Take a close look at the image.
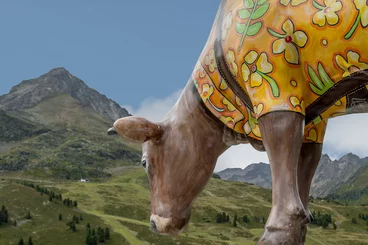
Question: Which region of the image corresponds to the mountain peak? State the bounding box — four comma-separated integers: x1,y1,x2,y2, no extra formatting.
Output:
47,67,70,75
0,68,129,121
338,152,360,162
40,67,84,86
321,154,332,161
41,67,75,80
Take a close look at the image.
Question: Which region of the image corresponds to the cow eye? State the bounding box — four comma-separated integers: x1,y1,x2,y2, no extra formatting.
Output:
141,160,147,168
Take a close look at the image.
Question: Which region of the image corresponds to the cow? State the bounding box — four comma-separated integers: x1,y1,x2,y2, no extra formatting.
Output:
108,0,368,244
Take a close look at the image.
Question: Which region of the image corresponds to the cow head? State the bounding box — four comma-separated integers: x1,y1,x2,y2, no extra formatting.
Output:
108,115,225,235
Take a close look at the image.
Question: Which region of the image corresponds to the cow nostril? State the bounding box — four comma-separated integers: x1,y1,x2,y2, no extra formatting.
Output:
150,220,158,232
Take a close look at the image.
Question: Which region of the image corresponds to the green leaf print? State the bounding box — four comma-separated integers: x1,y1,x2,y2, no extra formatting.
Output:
252,3,269,19
238,9,251,19
193,79,199,89
257,0,268,5
308,63,335,96
236,0,270,51
244,0,254,8
257,71,280,98
236,23,247,33
317,63,334,87
247,22,262,36
344,13,361,40
313,116,322,125
267,28,285,38
308,66,324,90
312,0,324,10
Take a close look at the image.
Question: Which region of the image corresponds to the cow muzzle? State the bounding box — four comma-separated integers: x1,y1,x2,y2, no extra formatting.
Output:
150,214,189,236
107,127,118,135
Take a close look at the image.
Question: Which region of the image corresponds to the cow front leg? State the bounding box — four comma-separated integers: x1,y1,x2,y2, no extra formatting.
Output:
257,112,307,245
298,143,323,243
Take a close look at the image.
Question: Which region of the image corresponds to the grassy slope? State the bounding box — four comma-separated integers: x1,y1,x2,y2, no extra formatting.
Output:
2,168,365,245
0,95,141,179
0,110,49,143
0,180,129,245
328,163,368,205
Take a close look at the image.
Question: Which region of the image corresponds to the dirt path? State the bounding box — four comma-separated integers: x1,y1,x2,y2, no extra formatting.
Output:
310,203,348,222
81,210,149,245
307,235,327,245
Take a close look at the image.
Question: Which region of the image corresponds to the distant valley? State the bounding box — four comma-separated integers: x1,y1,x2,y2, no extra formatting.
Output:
217,153,368,205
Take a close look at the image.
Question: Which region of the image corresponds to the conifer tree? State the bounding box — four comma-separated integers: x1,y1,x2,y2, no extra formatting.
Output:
18,238,24,245
71,222,77,232
91,234,98,245
3,209,8,223
352,217,357,224
0,205,9,224
242,215,249,223
105,227,110,240
86,228,92,245
27,236,33,245
233,215,237,227
25,211,32,219
216,213,222,223
321,219,329,228
98,227,105,242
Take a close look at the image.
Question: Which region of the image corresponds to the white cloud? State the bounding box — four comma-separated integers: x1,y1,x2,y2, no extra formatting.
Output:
124,91,368,172
323,114,368,159
121,90,183,123
216,145,269,172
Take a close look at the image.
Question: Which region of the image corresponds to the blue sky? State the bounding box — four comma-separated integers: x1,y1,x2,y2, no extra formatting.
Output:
1,1,367,170
0,0,220,105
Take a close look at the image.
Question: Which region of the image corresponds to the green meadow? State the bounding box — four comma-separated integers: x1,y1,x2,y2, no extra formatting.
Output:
1,168,368,245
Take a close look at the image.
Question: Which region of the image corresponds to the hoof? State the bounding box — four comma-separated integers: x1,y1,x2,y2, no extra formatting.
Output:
257,212,308,245
257,228,305,245
299,210,313,243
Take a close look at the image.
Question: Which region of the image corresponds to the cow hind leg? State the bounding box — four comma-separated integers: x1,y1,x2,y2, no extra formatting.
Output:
297,143,323,243
257,112,307,245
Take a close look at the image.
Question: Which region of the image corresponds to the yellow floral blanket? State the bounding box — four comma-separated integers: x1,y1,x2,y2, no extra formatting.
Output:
192,0,368,143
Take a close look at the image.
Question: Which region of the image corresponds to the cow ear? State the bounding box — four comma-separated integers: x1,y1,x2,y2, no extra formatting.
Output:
109,116,163,143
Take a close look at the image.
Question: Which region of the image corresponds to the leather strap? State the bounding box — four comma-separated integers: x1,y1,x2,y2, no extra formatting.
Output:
305,70,368,124
214,0,254,113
